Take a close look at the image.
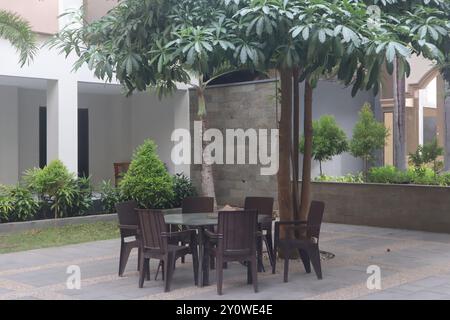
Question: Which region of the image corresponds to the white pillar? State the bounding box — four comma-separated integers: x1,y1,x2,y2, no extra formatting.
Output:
46,79,78,173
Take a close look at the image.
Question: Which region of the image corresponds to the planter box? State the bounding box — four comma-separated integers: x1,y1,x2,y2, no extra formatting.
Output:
306,181,450,233
0,207,182,234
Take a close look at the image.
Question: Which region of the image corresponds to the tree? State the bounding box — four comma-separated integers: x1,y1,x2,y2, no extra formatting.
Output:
50,0,416,225
371,0,449,170
50,0,244,207
300,115,348,176
350,103,389,178
0,10,36,66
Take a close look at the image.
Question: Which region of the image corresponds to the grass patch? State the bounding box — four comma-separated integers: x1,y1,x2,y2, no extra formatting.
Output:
0,221,120,254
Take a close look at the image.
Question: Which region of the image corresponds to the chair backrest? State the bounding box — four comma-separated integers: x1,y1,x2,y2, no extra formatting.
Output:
217,210,258,255
136,209,168,253
307,201,325,239
244,197,274,218
116,200,139,226
182,196,214,214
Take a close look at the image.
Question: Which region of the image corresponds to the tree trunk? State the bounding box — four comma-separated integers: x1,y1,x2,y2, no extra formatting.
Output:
277,68,294,226
393,57,407,171
292,67,300,220
444,80,450,171
197,86,217,208
299,80,313,220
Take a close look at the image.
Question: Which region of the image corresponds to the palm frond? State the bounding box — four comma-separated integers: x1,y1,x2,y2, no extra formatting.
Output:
0,10,37,66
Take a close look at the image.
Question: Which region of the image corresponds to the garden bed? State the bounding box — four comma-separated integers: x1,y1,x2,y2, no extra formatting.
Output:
0,207,182,234
305,181,450,233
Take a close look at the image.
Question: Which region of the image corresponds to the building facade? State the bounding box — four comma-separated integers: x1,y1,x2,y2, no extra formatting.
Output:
0,0,190,185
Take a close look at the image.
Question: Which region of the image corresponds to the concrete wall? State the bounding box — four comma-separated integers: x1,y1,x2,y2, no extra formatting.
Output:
0,0,59,34
189,79,376,206
309,181,450,233
189,80,278,207
84,0,119,23
0,86,19,185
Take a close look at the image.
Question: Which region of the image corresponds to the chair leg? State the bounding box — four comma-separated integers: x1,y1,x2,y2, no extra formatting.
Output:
191,245,199,286
298,249,311,273
216,256,223,295
137,244,142,271
272,245,277,274
119,240,133,277
247,260,252,284
118,239,125,277
144,258,150,281
251,255,258,293
138,257,146,288
164,254,175,292
265,230,275,271
308,246,322,280
283,252,290,283
257,235,264,272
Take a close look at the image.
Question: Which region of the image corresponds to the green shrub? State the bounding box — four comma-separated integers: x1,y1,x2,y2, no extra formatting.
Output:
120,140,174,209
68,176,93,216
172,173,197,208
0,185,39,222
314,173,364,183
300,115,348,175
409,138,444,174
438,172,450,186
411,167,439,185
23,160,92,218
99,180,121,213
368,166,398,183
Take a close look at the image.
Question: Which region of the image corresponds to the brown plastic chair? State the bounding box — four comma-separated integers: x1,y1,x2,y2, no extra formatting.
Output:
136,209,199,292
116,200,140,277
182,196,214,213
244,197,275,272
273,201,325,282
204,210,259,295
180,196,214,265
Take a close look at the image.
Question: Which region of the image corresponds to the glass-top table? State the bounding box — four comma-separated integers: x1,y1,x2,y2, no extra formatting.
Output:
163,212,270,287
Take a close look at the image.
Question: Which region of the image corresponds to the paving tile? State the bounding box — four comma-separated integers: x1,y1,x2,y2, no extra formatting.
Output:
2,223,450,300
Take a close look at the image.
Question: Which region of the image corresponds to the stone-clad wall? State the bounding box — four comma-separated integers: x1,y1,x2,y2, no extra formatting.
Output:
189,80,278,207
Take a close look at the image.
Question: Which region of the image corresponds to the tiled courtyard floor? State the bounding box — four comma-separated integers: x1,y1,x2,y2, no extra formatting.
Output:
2,223,450,300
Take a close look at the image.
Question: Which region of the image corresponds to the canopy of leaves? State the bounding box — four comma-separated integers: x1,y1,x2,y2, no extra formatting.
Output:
0,10,37,66
300,115,348,163
350,103,389,162
50,0,449,97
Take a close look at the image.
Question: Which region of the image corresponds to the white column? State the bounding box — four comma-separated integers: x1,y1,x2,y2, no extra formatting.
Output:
46,78,78,173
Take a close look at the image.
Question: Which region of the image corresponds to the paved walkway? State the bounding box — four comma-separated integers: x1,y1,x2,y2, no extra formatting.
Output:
1,223,450,300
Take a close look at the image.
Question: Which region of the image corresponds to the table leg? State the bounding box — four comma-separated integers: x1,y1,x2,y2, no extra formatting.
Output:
197,227,209,287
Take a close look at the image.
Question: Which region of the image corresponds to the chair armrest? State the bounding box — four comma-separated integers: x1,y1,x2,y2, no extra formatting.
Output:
118,224,138,230
204,229,222,240
275,220,307,226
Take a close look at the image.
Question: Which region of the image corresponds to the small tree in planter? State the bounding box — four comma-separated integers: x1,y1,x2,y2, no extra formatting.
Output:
350,103,389,180
120,140,174,209
24,160,78,219
300,115,348,176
